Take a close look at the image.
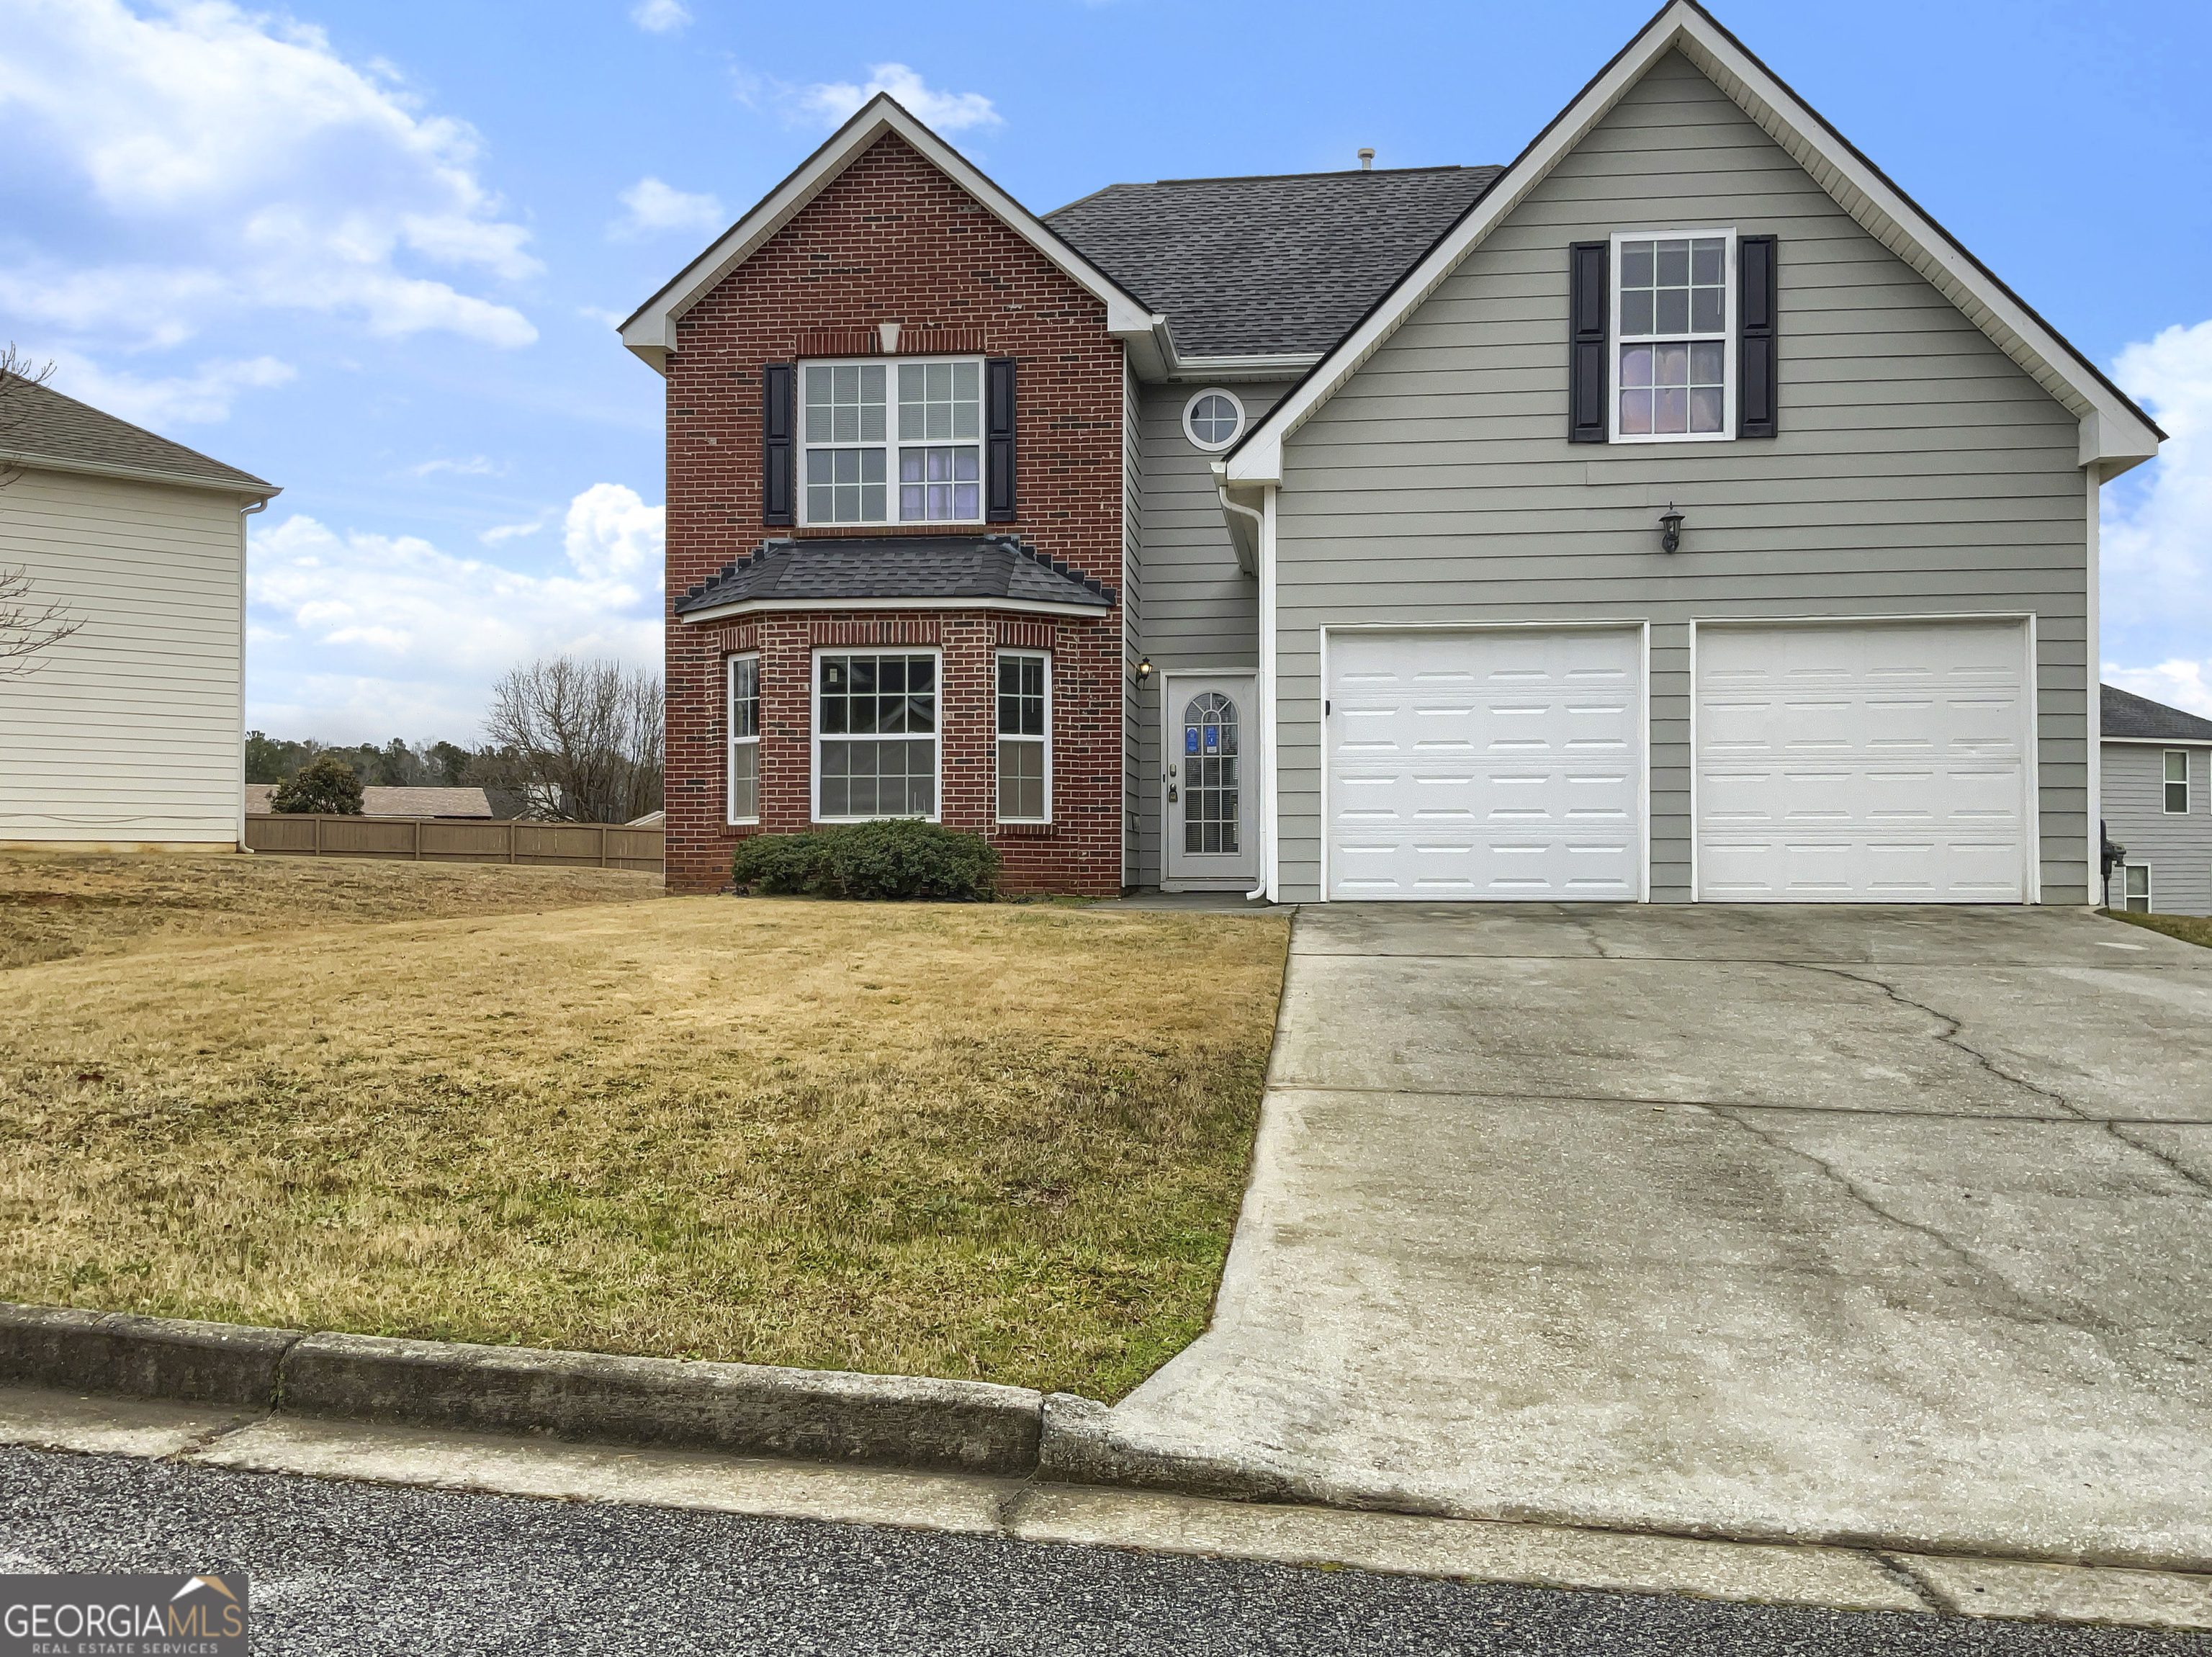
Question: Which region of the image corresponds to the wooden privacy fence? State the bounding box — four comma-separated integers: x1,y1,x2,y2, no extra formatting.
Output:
244,813,663,874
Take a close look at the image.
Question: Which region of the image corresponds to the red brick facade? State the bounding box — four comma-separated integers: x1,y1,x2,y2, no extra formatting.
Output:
660,133,1128,894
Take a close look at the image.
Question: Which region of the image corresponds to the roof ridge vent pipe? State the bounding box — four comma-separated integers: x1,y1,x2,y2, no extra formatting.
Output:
1357,148,1375,170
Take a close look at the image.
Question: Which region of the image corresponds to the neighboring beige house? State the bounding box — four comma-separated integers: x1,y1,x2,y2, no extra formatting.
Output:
243,784,495,819
1,376,276,850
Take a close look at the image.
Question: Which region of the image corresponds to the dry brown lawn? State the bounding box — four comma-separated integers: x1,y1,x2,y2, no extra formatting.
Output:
0,875,1286,1400
0,850,661,971
2100,908,2212,950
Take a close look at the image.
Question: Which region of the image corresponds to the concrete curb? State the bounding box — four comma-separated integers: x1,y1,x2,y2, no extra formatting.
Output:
1038,1392,1295,1503
0,1303,1040,1477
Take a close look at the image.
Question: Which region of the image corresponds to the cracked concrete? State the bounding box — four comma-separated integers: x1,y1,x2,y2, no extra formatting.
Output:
1092,905,2212,1570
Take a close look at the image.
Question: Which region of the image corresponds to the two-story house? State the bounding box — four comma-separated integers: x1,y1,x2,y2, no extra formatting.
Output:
624,0,2162,903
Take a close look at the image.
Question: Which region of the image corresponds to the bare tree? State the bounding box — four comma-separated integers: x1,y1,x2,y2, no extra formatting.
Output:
0,343,57,475
475,657,663,824
0,567,82,680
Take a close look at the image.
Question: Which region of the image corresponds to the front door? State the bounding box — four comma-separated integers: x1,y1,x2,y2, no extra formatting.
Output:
1163,673,1259,889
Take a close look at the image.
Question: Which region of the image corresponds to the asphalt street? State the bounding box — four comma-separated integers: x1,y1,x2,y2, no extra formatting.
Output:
1,1447,2206,1656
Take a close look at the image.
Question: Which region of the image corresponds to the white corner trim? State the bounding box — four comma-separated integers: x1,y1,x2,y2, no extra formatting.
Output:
1225,0,2161,485
621,94,1155,373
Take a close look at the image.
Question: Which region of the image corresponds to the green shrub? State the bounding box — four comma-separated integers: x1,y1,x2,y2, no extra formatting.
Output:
269,754,364,815
732,820,999,902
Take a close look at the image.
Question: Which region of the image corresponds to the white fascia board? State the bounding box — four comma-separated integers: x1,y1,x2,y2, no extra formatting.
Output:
1161,352,1321,385
621,94,1155,375
1226,0,2162,485
0,449,279,501
677,595,1113,625
2102,736,2212,748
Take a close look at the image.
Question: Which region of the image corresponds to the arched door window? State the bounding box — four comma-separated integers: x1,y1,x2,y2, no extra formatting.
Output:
1182,692,1240,855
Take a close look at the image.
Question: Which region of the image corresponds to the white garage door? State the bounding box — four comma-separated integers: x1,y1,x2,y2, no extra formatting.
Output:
1327,628,1643,900
1695,619,2031,902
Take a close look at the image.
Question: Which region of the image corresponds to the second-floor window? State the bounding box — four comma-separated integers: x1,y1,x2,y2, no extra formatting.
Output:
1612,230,1734,442
803,358,982,526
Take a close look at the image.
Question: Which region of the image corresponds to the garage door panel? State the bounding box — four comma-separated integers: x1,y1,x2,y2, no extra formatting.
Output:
1328,629,1644,901
1694,621,2029,903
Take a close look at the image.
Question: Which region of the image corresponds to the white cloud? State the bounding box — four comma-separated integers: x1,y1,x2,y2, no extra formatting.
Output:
630,0,692,33
48,351,295,426
410,455,499,477
2102,318,2212,709
610,176,724,241
0,0,538,350
798,64,1002,133
480,516,550,546
562,483,665,582
2104,660,2212,719
248,492,662,740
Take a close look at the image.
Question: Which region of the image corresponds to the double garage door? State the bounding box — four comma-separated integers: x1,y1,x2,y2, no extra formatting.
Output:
1326,620,2031,902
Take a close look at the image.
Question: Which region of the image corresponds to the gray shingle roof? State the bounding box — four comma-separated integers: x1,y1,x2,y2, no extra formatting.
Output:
0,372,274,493
2103,683,2212,744
676,535,1115,616
1044,165,1502,358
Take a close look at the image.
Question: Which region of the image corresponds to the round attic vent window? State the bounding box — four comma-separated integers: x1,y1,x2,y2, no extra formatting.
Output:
1183,389,1245,451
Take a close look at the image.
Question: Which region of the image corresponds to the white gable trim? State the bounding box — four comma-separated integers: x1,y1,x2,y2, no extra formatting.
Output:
621,94,1161,375
1225,0,2163,485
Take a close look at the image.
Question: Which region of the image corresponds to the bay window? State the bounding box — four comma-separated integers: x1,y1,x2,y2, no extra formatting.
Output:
996,651,1050,822
814,651,938,820
802,358,981,526
727,654,760,824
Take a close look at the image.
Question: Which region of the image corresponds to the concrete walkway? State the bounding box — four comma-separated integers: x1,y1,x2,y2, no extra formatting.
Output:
1098,906,2212,1571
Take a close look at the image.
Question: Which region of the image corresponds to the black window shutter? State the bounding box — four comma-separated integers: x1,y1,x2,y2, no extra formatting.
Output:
762,362,795,526
986,357,1017,522
1738,236,1779,439
1568,241,1609,444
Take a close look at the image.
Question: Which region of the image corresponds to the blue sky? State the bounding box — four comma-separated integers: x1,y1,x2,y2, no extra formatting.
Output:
4,0,2209,739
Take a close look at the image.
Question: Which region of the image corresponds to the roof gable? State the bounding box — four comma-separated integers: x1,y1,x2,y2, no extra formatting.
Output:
621,96,1160,374
2103,684,2212,745
1223,0,2163,486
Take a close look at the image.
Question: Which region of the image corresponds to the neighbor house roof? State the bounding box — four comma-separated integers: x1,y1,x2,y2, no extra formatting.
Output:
2103,685,2212,745
1045,166,1502,359
1222,0,2164,487
674,535,1115,622
0,374,276,497
246,784,494,817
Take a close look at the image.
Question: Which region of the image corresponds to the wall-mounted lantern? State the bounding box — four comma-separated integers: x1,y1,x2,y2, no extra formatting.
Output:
1135,657,1154,683
1658,506,1686,554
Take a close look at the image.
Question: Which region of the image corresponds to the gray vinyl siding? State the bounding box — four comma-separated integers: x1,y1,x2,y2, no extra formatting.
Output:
1126,380,1285,887
2102,742,2212,916
1272,48,2092,903
1122,359,1143,886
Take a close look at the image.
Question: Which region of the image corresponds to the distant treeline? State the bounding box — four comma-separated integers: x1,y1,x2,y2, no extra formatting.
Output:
245,732,473,788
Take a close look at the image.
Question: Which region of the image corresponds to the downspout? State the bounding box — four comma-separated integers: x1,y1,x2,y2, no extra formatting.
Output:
1215,480,1272,902
2085,465,2102,907
237,495,270,853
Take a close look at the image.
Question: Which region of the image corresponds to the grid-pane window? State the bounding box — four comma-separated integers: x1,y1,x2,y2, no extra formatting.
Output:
803,364,888,524
1182,691,1240,855
728,655,760,824
2124,864,2152,913
817,653,938,819
996,652,1049,822
1616,234,1730,439
2167,750,2190,814
896,361,981,521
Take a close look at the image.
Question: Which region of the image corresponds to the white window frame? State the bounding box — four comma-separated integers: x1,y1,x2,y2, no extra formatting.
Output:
798,356,986,529
994,650,1052,825
1607,227,1737,445
1182,387,1246,452
809,646,943,824
2165,750,2190,814
2123,863,2152,913
727,652,760,826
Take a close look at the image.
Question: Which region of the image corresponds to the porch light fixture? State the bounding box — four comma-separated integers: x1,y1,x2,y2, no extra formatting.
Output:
1135,657,1154,683
1658,505,1685,554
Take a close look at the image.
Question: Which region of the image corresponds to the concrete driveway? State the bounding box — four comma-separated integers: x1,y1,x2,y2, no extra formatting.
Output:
1093,906,2212,1571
